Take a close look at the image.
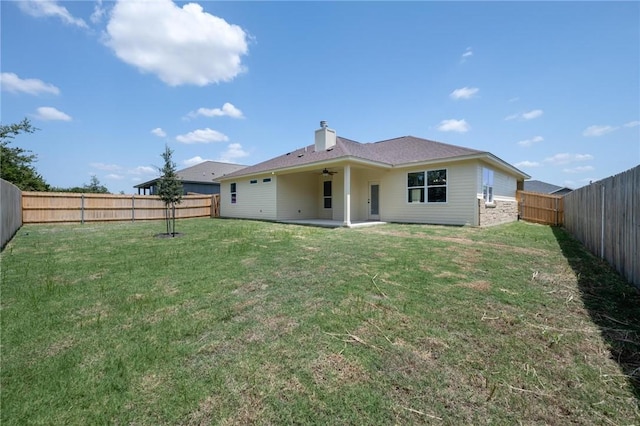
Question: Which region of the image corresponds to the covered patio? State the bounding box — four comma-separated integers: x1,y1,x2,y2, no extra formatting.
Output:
277,219,387,229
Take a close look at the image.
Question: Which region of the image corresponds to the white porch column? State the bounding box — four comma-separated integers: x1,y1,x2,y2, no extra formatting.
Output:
343,164,351,227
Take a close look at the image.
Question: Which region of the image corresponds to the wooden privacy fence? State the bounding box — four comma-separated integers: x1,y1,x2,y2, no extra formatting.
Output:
563,165,639,289
517,191,564,226
22,192,221,224
1,179,22,250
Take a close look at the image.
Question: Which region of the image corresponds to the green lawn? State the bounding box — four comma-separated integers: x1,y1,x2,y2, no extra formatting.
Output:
1,218,638,424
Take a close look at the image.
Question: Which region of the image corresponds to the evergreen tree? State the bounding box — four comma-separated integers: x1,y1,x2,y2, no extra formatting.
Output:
0,118,50,191
156,145,183,236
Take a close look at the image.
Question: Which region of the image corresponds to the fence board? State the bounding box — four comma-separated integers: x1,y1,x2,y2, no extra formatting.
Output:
22,192,218,224
517,191,564,226
563,165,639,289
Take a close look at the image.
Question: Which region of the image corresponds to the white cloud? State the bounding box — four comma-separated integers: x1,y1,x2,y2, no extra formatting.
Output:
91,0,107,24
34,106,72,121
176,128,229,144
582,125,617,137
105,0,249,86
437,119,469,133
522,109,543,120
1,73,60,95
106,174,125,180
187,102,244,119
505,109,544,121
515,160,541,168
563,166,595,174
624,120,640,128
18,0,88,28
460,47,473,62
183,156,211,167
450,87,479,100
544,153,594,166
218,143,249,163
129,166,156,176
517,136,544,147
90,163,122,172
151,128,167,137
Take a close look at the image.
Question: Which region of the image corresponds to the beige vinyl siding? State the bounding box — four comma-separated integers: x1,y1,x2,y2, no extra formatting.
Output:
318,178,332,220
476,164,518,201
351,168,381,221
276,173,318,220
493,170,517,200
381,160,478,225
220,176,277,220
331,175,344,221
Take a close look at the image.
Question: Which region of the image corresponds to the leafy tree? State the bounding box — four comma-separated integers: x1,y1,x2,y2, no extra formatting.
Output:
156,145,183,236
52,175,110,194
0,118,50,191
83,175,109,193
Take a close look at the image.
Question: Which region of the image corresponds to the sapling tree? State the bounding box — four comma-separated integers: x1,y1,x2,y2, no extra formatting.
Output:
156,145,183,236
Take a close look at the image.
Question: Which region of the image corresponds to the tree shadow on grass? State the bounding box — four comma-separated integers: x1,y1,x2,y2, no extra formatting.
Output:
552,226,640,402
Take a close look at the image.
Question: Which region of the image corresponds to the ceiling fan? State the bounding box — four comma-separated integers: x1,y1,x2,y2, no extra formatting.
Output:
321,168,338,177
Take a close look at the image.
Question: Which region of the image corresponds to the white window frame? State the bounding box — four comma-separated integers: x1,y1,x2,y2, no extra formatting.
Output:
230,182,237,204
482,168,494,204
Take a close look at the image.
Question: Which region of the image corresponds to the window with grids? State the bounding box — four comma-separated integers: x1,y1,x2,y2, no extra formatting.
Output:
230,182,237,204
482,168,494,203
407,169,447,203
323,181,332,208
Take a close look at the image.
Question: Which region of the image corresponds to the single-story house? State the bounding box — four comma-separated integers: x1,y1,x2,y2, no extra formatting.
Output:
523,180,573,196
218,122,530,227
134,161,246,195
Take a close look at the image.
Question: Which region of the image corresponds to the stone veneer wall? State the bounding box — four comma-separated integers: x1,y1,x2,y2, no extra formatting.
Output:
478,198,518,227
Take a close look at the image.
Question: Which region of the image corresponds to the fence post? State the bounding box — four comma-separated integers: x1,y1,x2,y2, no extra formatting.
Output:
132,194,135,222
81,194,85,224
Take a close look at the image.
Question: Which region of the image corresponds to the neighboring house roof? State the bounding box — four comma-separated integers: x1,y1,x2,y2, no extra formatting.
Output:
221,135,529,180
134,161,247,188
523,180,573,195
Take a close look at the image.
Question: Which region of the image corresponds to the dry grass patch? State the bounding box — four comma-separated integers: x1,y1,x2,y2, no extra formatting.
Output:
45,337,74,357
184,395,223,426
311,352,369,386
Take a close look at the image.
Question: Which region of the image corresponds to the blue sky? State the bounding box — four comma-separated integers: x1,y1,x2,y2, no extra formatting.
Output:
2,0,638,194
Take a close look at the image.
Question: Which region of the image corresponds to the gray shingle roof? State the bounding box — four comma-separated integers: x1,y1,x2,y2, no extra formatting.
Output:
523,180,573,195
222,135,486,179
177,161,246,182
135,161,246,188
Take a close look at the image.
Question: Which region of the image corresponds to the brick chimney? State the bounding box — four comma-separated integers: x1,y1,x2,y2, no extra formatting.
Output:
314,120,336,151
